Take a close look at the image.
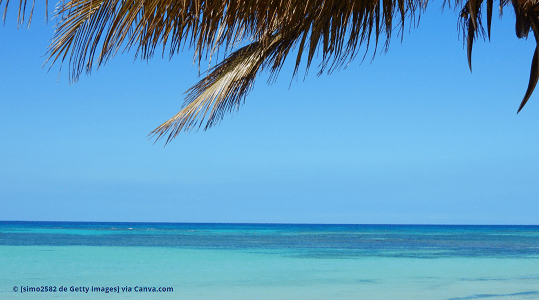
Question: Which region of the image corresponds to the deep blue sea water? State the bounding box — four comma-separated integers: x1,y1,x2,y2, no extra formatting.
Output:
1,222,538,299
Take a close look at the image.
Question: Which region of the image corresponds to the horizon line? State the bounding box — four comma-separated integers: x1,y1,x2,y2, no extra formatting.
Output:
2,220,538,226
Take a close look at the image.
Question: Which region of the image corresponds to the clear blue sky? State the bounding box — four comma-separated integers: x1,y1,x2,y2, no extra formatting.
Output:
1,3,538,224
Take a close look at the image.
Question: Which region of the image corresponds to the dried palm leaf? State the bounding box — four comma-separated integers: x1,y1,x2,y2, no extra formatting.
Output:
149,31,302,143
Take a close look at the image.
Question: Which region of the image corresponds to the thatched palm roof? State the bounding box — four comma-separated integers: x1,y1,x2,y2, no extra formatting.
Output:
2,0,538,143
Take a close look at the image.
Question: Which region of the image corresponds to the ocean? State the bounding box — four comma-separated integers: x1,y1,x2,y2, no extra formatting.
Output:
1,222,538,299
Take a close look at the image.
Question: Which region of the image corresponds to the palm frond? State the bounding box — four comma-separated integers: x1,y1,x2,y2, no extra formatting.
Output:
486,0,492,39
3,0,539,143
512,0,532,38
1,0,37,26
149,31,300,144
37,0,434,143
459,0,486,72
43,0,430,84
518,46,539,113
517,9,539,113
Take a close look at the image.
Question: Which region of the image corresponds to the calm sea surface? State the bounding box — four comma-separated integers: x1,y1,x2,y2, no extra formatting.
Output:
1,222,538,299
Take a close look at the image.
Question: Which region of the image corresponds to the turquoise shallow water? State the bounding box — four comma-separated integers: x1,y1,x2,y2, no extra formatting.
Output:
1,222,538,299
